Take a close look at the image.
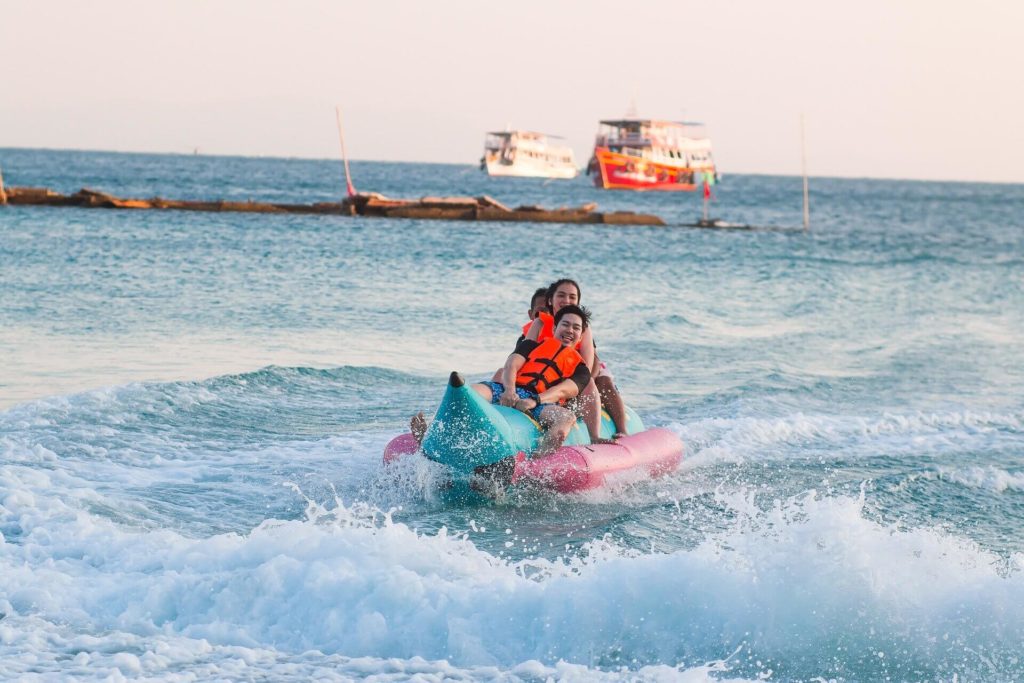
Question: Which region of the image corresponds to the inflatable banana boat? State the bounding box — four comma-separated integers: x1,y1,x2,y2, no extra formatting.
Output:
383,372,683,496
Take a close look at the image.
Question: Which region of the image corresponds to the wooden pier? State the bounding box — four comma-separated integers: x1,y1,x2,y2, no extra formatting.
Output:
1,186,667,226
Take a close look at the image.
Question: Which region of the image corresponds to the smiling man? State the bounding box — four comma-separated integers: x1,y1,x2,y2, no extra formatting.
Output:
472,304,593,456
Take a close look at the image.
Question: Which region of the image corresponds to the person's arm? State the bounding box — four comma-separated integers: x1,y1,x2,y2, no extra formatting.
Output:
536,379,580,405
499,353,526,406
579,327,596,371
518,363,592,410
499,339,537,407
525,317,543,341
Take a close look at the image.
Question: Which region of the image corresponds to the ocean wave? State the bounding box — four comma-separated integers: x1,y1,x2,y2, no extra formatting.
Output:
0,363,435,447
0,612,735,682
674,408,1023,466
0,364,427,416
925,466,1024,493
2,486,1022,680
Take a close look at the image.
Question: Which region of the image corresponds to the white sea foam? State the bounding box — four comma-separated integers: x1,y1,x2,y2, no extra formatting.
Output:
666,308,810,344
3,465,1023,680
0,612,737,682
2,373,1022,679
672,408,1023,467
928,466,1024,493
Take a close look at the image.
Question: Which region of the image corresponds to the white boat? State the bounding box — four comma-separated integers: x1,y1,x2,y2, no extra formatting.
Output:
481,130,578,179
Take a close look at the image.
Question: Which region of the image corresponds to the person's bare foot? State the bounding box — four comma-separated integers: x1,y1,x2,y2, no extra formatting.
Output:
410,411,427,444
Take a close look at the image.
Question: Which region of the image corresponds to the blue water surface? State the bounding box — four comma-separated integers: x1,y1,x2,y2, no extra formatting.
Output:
1,147,1023,681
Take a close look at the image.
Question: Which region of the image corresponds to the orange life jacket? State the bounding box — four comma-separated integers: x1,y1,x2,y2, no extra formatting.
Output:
524,311,555,341
516,337,584,400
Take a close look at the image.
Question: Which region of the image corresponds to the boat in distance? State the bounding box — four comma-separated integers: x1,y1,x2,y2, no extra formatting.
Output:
587,118,717,191
481,130,578,179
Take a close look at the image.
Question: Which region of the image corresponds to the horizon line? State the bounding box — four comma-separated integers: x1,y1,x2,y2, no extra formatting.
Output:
1,144,1020,187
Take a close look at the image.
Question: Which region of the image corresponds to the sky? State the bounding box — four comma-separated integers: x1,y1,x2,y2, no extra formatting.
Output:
1,0,1021,183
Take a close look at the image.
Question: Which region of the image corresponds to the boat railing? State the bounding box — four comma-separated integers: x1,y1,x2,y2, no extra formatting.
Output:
596,134,652,147
597,134,714,153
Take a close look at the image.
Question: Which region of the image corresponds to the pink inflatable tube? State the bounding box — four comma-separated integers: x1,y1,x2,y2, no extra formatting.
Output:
384,428,683,494
511,427,683,492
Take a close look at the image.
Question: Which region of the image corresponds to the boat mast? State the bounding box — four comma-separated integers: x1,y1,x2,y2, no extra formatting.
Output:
801,114,810,231
335,106,357,197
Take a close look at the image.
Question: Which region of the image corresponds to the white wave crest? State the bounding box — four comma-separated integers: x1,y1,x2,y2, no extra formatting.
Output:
672,408,1022,466
2,479,1024,679
929,466,1024,493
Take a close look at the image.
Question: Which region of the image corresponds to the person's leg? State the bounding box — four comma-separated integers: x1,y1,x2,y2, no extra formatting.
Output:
536,405,576,455
472,382,497,401
578,378,604,442
596,375,629,437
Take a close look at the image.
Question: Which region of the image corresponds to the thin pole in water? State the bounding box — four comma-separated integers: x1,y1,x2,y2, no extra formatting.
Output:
335,107,357,198
801,114,810,231
702,177,710,223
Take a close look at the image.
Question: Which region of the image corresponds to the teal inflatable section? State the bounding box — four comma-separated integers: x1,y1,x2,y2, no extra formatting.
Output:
421,372,644,473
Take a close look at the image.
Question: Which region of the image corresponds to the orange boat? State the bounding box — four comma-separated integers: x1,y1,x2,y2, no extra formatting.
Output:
587,118,718,191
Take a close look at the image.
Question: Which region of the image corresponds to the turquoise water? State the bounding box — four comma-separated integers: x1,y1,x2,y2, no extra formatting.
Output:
1,147,1023,681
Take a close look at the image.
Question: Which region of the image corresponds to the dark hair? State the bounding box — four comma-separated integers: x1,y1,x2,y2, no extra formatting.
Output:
530,287,548,308
546,278,582,308
554,304,591,330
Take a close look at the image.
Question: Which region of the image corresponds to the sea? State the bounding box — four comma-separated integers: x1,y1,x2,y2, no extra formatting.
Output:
1,147,1022,682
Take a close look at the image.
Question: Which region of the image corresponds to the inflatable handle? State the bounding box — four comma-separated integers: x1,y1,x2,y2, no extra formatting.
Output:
383,432,420,464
